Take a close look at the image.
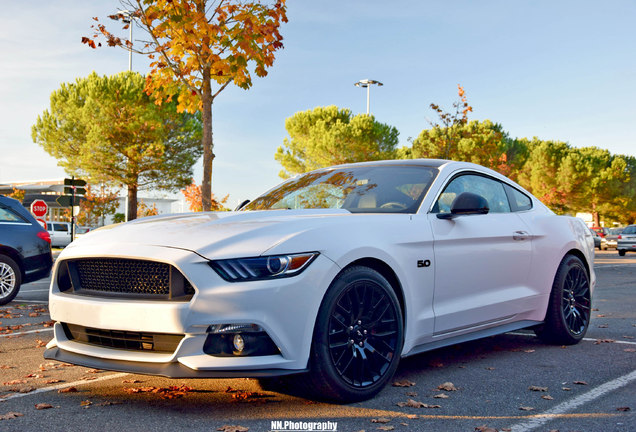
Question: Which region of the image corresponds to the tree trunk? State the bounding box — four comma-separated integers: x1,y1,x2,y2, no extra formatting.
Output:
592,202,600,227
201,67,214,211
127,183,138,221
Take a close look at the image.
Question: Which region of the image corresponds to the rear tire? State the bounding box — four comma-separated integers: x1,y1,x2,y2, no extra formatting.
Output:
0,255,21,306
306,266,403,402
535,255,590,345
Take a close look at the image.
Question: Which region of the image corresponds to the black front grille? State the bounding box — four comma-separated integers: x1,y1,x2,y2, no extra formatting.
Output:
63,323,183,353
76,259,170,295
57,258,194,300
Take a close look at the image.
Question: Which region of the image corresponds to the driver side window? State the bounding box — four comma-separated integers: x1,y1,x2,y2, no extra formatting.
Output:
433,174,511,214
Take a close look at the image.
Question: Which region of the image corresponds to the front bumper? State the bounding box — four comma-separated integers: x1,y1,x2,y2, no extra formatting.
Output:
47,243,339,376
43,346,307,378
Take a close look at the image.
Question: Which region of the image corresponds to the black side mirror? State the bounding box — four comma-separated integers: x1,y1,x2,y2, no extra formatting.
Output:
437,192,489,220
234,199,250,211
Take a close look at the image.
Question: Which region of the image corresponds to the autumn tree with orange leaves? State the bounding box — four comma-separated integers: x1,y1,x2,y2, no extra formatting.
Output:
84,0,288,211
181,180,229,212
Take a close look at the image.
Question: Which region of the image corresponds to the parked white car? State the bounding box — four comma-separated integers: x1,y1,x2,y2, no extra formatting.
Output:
46,222,73,248
44,159,595,402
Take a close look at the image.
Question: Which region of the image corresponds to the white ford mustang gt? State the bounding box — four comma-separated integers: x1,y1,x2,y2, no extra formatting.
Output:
45,159,595,402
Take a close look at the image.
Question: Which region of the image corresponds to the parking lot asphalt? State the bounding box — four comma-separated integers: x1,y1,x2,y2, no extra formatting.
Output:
0,249,634,431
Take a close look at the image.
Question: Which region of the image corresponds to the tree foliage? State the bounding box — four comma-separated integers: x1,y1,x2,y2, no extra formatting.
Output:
181,180,229,211
32,71,202,221
409,85,635,225
275,106,400,178
77,184,120,226
6,188,25,203
137,200,159,217
85,0,288,211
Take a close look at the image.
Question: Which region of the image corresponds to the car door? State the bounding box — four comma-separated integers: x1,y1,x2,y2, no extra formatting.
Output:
428,173,534,337
50,223,71,247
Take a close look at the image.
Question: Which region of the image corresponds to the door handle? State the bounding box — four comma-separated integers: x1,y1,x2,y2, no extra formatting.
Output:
513,231,529,241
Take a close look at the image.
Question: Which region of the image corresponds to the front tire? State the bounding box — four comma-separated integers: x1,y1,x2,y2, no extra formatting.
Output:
307,266,403,402
0,255,21,306
535,255,591,345
618,250,626,256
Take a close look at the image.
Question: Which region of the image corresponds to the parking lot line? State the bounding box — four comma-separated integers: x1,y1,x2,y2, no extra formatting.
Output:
0,328,53,338
509,369,636,432
507,332,636,345
1,373,129,402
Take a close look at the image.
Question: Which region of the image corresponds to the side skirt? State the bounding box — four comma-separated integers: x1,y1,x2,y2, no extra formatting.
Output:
403,320,541,358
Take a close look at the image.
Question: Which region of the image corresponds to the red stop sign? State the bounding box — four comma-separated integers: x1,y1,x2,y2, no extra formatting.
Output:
30,199,48,217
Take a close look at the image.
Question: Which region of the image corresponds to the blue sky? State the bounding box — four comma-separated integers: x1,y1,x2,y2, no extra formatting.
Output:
1,1,634,208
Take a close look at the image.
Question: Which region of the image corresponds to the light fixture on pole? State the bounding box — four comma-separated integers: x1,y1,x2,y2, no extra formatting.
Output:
354,79,383,115
117,9,134,71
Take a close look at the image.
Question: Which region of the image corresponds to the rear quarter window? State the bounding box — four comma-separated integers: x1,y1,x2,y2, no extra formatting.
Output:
0,207,28,223
504,184,533,212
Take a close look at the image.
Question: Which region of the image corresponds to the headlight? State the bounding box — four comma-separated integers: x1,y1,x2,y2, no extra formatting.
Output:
208,252,319,282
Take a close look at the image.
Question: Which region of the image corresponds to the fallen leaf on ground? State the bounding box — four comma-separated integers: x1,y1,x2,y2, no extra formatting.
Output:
122,379,142,383
616,406,631,412
58,387,78,393
45,379,63,384
217,426,249,432
524,349,535,353
475,426,498,432
371,418,391,423
230,391,270,403
396,399,440,408
3,379,27,385
594,339,615,344
597,324,608,328
0,412,24,420
437,382,457,391
80,400,92,407
392,379,415,387
528,386,548,392
519,406,534,411
35,403,53,410
573,381,588,385
485,367,495,370
562,387,571,391
624,348,635,353
434,393,449,399
377,426,394,431
542,395,554,400
405,391,418,397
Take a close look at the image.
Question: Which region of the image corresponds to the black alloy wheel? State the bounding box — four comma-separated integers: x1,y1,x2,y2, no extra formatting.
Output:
536,255,591,345
307,266,403,402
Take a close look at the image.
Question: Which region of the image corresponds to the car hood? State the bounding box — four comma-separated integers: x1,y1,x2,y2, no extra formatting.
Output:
66,209,352,260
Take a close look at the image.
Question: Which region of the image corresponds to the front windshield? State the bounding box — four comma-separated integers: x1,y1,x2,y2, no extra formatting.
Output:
245,165,438,214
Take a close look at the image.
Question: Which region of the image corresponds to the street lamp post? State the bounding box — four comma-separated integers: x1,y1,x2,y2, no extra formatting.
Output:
354,79,383,115
116,10,134,221
119,10,134,71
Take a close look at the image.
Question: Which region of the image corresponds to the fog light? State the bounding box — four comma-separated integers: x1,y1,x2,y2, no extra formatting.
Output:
233,334,245,353
203,323,281,357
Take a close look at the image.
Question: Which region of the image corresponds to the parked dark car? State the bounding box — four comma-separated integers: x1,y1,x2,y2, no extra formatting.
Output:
0,196,53,305
589,228,607,250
